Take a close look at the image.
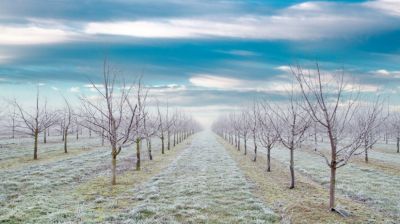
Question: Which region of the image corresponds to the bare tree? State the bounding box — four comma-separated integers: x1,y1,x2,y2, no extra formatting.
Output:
230,113,241,151
292,63,383,211
165,102,176,151
74,115,80,140
258,100,280,172
249,101,259,161
62,97,73,153
355,100,386,162
80,58,138,185
156,101,166,154
43,103,49,144
390,112,400,153
239,110,251,156
267,87,310,189
131,79,148,171
14,86,58,159
143,110,158,161
5,103,17,139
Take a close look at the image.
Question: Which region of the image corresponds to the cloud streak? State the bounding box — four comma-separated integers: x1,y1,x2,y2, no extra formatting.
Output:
0,1,398,46
83,1,398,41
0,25,74,45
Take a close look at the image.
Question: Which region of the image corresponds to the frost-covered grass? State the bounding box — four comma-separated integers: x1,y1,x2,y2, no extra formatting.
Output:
263,144,400,220
305,141,400,166
220,137,393,223
239,137,400,219
0,134,174,223
72,138,190,223
0,135,101,163
360,150,400,166
373,141,400,154
107,132,278,223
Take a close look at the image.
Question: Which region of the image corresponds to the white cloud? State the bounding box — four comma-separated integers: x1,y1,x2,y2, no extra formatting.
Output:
83,83,105,92
189,74,243,89
275,65,292,73
345,83,380,93
69,86,80,93
51,86,59,91
0,54,13,64
148,84,187,94
0,25,74,45
0,1,396,46
372,69,400,78
189,73,298,93
364,0,400,17
84,2,393,41
289,2,322,10
216,50,260,57
274,64,384,93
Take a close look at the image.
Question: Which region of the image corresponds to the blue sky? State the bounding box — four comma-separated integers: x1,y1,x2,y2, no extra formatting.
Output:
1,0,400,125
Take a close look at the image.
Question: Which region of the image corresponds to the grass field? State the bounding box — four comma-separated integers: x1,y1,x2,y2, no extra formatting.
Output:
1,132,399,223
0,134,186,223
224,137,399,223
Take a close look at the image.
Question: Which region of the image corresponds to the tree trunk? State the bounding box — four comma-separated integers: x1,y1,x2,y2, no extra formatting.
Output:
267,147,271,172
252,133,257,160
364,139,369,163
244,138,247,155
161,136,165,154
314,131,317,151
43,128,47,144
147,138,152,160
238,136,241,151
173,133,176,147
64,129,68,153
289,148,295,189
136,138,141,171
167,131,171,150
397,137,399,153
12,119,15,139
111,151,117,185
234,134,237,148
253,144,257,162
329,166,336,211
101,130,105,146
33,129,38,160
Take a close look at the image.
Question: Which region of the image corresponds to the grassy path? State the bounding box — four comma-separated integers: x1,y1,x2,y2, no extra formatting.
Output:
112,131,278,223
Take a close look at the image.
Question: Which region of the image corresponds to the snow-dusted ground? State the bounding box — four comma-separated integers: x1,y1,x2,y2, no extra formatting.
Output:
0,132,277,223
305,140,400,166
263,145,400,219
0,135,101,161
239,136,400,219
1,143,113,222
109,131,278,223
0,135,164,223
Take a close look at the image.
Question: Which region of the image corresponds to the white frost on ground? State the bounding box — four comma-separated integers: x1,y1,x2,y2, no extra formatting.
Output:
0,136,101,161
267,145,400,219
107,131,278,223
303,141,400,166
0,136,162,223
